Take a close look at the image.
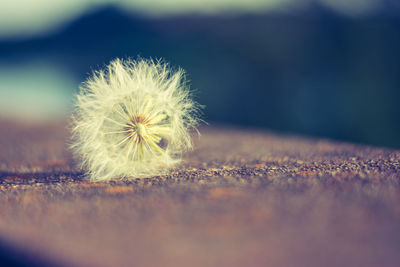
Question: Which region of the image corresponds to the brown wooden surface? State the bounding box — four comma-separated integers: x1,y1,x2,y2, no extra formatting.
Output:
0,119,400,266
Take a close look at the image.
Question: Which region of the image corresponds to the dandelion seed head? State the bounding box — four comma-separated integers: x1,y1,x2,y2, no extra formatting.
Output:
71,58,201,181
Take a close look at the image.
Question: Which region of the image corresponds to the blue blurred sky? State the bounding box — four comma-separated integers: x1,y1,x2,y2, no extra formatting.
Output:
0,0,395,37
0,61,73,120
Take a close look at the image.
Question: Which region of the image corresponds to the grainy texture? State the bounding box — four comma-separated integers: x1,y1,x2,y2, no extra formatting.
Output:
0,119,400,267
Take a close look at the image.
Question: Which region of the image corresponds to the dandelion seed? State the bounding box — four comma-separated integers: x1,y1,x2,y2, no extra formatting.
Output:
71,58,202,181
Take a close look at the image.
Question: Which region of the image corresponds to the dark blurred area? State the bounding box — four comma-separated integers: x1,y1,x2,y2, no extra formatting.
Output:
0,2,399,148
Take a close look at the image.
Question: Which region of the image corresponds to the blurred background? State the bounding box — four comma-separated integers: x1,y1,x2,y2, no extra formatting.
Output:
0,0,399,148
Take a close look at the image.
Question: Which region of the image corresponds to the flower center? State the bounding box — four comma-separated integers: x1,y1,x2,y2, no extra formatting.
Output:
125,115,150,144
134,123,147,137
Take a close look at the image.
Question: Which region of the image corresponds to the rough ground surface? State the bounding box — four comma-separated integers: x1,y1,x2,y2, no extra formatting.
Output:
0,119,399,267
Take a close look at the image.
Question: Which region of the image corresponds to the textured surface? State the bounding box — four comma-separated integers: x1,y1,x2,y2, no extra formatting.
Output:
0,119,400,266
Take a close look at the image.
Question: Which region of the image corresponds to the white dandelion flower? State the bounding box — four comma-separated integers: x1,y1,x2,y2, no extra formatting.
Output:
71,58,201,181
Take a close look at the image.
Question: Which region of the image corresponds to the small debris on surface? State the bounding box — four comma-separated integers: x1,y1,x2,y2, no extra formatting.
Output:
0,120,399,267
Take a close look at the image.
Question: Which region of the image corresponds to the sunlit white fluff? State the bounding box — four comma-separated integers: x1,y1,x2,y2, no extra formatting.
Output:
71,58,201,181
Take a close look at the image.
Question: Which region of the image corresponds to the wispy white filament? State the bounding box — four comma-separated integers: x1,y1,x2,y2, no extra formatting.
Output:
71,58,201,181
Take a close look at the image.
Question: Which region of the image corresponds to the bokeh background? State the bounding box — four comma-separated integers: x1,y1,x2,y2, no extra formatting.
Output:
0,0,399,148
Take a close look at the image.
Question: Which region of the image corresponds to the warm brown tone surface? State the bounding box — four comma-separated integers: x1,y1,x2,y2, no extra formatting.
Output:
0,119,400,266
